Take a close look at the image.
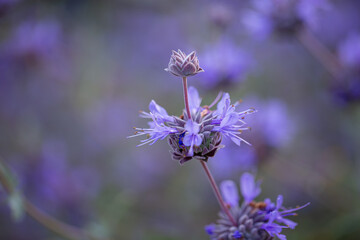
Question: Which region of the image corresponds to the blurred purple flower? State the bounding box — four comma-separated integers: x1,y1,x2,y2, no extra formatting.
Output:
207,3,234,29
332,32,360,104
199,39,253,89
338,32,360,70
5,20,62,61
209,138,257,178
242,0,330,39
243,98,296,148
12,140,101,208
206,172,309,240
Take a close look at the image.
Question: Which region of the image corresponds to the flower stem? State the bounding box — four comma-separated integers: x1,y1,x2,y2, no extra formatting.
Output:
200,161,237,226
296,28,342,80
0,160,102,240
181,77,236,225
182,77,192,120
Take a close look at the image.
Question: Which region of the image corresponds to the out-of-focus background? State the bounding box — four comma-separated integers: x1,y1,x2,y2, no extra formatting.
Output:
0,0,359,239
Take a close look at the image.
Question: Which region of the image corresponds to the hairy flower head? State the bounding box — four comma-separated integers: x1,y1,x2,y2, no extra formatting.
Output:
129,86,256,164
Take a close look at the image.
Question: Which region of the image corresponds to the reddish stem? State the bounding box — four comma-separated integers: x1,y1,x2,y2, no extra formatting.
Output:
182,77,192,120
181,77,236,226
200,161,237,226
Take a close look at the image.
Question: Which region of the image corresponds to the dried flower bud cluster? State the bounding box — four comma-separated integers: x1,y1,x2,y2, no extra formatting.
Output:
165,49,204,77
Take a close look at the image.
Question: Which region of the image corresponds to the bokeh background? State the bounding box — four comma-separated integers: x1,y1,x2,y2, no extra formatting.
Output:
0,0,360,239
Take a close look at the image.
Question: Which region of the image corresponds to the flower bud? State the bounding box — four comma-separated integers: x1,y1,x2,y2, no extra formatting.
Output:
165,49,204,77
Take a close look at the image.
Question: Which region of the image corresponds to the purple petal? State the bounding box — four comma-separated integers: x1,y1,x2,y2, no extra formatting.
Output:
216,93,230,115
240,172,261,203
276,195,283,209
149,100,168,116
278,218,297,229
188,86,202,111
184,120,200,134
220,180,239,207
182,134,193,147
194,134,203,146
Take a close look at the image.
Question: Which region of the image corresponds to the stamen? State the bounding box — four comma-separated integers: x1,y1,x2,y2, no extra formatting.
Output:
208,91,223,109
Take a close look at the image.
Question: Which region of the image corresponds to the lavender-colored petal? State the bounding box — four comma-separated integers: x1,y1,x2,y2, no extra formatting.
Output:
182,134,193,147
188,86,202,111
220,180,239,207
184,119,200,134
276,195,283,209
240,172,261,203
216,93,231,115
193,134,203,146
277,217,297,229
149,100,168,116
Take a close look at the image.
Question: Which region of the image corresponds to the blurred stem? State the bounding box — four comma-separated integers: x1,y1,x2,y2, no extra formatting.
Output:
182,77,192,120
200,161,237,226
0,160,101,240
296,28,342,80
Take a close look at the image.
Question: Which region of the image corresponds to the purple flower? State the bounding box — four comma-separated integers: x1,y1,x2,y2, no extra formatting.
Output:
240,172,261,203
6,20,62,61
205,172,309,240
242,0,330,39
243,97,296,148
209,138,257,178
183,120,203,156
338,32,360,70
130,86,256,164
331,32,360,104
164,50,204,77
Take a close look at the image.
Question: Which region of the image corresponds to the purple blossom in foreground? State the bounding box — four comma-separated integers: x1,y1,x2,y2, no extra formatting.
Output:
199,39,253,89
242,0,330,39
129,86,256,164
206,172,310,240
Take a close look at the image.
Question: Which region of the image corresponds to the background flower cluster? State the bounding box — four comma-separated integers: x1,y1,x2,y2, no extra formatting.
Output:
0,0,359,239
